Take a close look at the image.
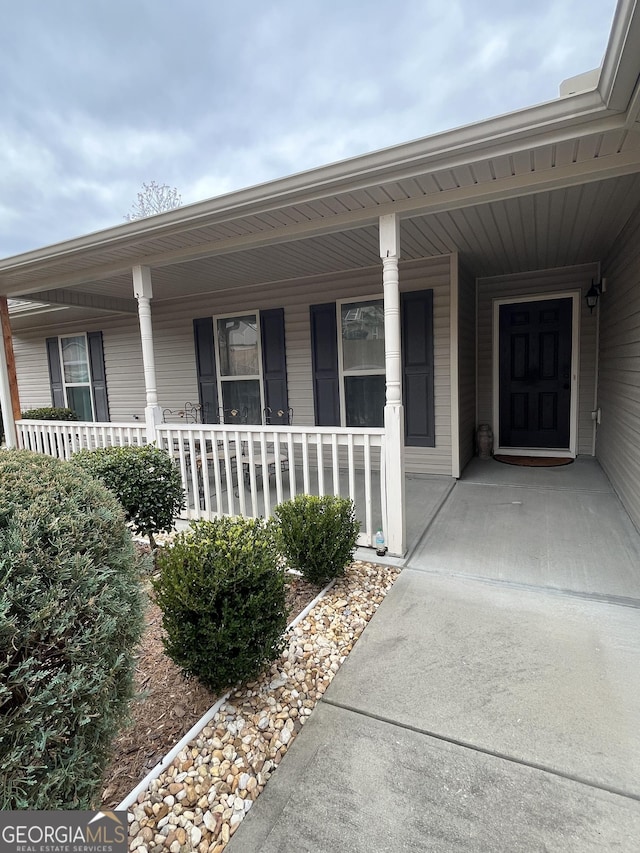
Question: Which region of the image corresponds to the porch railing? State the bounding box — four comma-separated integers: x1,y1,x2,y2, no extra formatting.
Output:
16,419,148,460
155,423,386,548
15,419,387,548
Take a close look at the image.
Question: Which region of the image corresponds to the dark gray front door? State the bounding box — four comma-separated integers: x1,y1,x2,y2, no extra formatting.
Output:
499,298,573,449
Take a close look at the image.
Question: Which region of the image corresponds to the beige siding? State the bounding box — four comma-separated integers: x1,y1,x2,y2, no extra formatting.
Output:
12,256,452,475
600,205,640,531
458,262,477,470
477,263,599,456
151,255,452,475
12,333,51,411
13,315,145,422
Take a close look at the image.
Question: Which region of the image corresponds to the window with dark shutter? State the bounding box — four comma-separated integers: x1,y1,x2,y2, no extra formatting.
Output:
309,290,435,445
260,308,289,424
194,309,288,425
193,317,219,423
402,289,435,446
310,303,340,426
46,332,109,422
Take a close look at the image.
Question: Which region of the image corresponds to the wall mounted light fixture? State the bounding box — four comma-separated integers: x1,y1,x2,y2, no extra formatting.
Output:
585,280,602,314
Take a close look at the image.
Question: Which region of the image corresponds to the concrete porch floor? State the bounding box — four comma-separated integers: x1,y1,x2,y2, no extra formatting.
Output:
227,456,640,851
409,456,640,601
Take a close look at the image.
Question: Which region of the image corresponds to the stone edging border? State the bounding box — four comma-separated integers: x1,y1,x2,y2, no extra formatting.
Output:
124,562,400,852
116,578,337,812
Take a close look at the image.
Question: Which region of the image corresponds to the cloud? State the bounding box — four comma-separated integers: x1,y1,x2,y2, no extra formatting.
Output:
0,0,618,257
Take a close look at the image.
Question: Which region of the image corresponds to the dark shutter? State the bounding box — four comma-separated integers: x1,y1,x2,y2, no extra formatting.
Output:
402,289,435,447
87,331,110,422
193,318,219,423
310,303,340,426
46,338,65,408
260,308,288,424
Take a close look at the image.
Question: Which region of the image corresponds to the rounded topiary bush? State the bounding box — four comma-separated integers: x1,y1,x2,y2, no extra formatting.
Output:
153,517,287,692
0,449,144,810
273,494,360,585
73,444,184,547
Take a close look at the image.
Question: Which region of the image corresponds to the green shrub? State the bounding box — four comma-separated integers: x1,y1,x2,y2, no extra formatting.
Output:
274,494,360,584
153,517,287,692
73,444,184,548
0,450,144,810
21,406,78,421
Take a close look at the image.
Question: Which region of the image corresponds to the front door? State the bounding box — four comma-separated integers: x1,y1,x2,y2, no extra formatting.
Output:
499,298,573,449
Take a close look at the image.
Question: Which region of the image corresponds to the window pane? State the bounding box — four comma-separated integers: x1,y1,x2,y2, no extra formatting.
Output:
61,336,90,383
341,301,385,371
344,375,385,427
217,316,259,376
66,386,93,422
221,380,261,425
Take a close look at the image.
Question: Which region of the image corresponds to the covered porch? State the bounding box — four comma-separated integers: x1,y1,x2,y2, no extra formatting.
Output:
1,20,640,545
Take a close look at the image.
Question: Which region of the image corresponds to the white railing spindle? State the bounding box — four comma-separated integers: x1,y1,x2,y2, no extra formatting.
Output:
18,420,388,548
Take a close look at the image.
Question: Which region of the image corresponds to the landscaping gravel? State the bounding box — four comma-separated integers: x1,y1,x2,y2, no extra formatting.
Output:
126,560,400,853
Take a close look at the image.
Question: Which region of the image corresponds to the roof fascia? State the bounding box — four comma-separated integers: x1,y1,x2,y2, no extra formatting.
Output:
597,0,640,111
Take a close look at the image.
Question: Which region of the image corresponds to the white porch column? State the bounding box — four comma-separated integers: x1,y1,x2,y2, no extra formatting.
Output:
132,266,162,443
0,303,17,448
380,214,405,556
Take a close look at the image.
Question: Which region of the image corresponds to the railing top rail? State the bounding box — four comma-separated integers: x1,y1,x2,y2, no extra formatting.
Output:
155,423,386,437
16,419,145,429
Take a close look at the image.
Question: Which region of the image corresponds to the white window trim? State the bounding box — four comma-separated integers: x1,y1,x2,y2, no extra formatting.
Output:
213,309,265,421
336,295,385,428
58,332,95,420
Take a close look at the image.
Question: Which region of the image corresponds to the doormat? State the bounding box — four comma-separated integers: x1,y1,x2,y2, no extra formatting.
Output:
493,455,574,467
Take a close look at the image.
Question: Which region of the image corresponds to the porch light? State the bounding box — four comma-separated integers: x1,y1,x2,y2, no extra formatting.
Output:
585,280,602,314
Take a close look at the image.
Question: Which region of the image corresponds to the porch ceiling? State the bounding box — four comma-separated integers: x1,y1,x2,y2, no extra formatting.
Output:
3,124,640,309
12,171,639,314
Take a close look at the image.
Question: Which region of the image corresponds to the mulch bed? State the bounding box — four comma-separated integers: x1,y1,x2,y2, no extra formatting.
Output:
100,571,322,810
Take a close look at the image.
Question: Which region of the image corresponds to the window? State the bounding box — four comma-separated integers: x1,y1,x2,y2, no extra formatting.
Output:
60,335,94,421
215,313,263,424
193,309,289,426
310,289,434,445
339,300,385,427
46,332,109,422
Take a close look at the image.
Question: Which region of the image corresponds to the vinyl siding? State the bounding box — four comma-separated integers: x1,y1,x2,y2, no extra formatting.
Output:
599,204,640,531
150,255,452,475
458,262,477,471
12,334,51,411
13,315,145,422
11,257,452,475
477,263,599,456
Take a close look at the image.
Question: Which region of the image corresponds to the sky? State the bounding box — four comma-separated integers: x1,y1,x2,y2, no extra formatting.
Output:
0,0,618,259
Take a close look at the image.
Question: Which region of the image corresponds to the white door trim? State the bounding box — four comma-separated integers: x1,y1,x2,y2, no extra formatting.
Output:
492,291,581,457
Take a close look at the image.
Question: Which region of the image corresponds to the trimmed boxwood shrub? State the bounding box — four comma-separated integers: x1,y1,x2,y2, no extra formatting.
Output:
0,450,144,810
274,494,360,585
153,517,287,692
21,406,78,421
73,444,184,548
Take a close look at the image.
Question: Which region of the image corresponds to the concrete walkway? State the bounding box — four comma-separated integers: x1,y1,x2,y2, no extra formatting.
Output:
228,458,640,852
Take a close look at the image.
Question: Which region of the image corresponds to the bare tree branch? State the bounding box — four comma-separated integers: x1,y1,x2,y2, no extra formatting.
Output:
125,181,182,221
